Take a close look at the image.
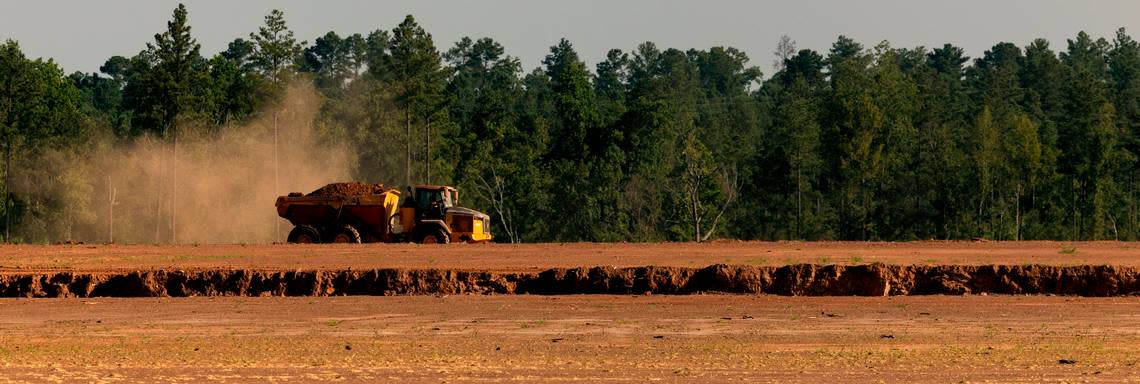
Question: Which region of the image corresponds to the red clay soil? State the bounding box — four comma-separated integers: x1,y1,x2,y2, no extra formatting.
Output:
0,295,1136,382
1,241,1138,273
304,182,390,197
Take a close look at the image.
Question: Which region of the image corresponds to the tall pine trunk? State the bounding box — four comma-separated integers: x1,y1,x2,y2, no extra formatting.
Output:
108,180,115,244
796,166,803,240
3,73,10,244
1015,183,1022,241
3,139,9,243
155,145,164,244
406,108,412,186
171,126,178,244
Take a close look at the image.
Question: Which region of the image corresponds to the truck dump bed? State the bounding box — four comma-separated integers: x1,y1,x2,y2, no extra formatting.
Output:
275,190,401,238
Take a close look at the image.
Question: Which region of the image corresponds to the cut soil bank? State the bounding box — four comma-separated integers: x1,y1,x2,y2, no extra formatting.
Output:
1,264,1136,298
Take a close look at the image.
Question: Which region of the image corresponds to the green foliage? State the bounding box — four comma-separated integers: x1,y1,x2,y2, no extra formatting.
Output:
9,11,1140,243
301,32,366,94
207,41,264,126
0,40,86,242
443,36,547,242
539,39,619,241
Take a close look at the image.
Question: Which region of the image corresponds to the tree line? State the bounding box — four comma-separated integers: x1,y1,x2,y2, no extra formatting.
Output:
4,4,1140,243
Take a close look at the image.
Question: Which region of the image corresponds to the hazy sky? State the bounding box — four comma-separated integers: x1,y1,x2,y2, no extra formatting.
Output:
2,1,1139,75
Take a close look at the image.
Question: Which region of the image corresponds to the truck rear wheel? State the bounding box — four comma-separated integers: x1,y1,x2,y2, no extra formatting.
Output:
417,228,450,244
287,225,321,244
331,224,362,244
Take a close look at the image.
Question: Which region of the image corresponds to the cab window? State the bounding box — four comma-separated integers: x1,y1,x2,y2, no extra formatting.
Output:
417,190,435,210
416,189,452,209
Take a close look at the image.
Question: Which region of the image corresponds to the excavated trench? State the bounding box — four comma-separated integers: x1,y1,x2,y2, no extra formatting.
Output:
2,264,1138,298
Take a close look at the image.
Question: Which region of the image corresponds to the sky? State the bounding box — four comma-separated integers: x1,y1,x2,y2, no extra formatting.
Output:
2,0,1139,76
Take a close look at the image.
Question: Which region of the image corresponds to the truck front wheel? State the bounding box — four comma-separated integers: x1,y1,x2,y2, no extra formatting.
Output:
417,228,450,244
287,225,321,244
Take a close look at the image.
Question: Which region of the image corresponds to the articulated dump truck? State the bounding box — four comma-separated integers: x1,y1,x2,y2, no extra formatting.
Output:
275,183,492,244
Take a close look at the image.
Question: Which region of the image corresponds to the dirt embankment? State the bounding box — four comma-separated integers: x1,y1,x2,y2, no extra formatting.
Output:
1,264,1137,298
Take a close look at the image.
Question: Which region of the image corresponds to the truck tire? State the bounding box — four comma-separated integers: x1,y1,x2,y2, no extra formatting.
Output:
287,225,321,244
331,224,362,244
417,227,450,244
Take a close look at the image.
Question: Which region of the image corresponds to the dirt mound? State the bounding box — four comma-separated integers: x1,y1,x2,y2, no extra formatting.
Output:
1,264,1137,298
306,182,390,197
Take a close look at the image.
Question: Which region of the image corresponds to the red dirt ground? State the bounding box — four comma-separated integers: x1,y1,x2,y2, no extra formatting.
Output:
1,242,1137,382
0,295,1136,382
1,241,1138,273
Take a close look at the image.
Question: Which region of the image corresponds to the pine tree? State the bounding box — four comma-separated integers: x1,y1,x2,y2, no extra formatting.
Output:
147,3,205,135
1057,32,1119,239
1108,28,1140,238
249,9,303,85
383,15,448,186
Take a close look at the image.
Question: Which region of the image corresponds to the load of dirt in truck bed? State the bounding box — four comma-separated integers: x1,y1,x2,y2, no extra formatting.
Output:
305,182,390,197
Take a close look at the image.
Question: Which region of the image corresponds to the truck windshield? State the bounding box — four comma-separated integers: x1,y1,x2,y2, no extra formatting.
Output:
416,189,452,209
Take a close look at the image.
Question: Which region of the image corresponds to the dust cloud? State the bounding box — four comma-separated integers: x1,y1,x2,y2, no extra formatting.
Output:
35,81,352,244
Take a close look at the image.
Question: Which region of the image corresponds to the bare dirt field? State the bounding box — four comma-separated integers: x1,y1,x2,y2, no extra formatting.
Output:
2,241,1139,273
0,242,1137,382
0,295,1136,383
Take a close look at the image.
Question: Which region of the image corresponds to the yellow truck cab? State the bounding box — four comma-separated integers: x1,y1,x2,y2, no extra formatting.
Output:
397,185,492,244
